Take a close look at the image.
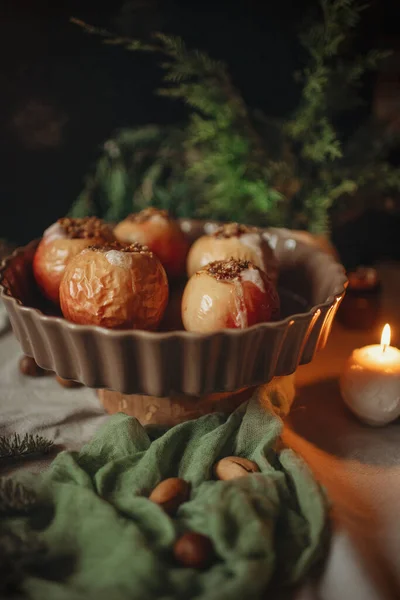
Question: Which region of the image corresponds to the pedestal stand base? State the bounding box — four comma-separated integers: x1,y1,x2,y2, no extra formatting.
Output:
97,376,295,426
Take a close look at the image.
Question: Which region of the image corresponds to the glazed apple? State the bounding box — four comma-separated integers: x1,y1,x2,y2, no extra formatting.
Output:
182,258,280,333
60,242,169,330
33,217,115,304
114,208,189,279
186,223,278,282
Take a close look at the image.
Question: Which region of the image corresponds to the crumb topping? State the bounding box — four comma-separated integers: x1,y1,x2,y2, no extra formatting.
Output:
58,217,114,241
87,241,152,255
212,223,256,239
126,207,170,223
201,258,257,281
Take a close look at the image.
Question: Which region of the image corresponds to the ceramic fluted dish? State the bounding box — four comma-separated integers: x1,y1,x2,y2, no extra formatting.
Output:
0,220,347,396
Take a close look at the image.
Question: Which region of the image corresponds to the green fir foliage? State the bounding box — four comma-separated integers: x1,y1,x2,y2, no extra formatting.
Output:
70,1,398,234
0,433,54,460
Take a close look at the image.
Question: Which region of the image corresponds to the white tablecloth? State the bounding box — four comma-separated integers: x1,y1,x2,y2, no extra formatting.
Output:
1,262,400,600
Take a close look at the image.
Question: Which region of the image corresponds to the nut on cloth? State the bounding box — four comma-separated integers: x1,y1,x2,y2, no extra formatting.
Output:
9,381,328,600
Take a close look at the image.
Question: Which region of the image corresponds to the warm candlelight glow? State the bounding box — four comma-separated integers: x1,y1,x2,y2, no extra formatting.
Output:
380,323,391,352
340,322,400,426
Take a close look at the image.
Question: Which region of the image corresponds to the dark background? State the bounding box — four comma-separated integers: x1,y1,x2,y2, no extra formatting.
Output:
0,0,399,268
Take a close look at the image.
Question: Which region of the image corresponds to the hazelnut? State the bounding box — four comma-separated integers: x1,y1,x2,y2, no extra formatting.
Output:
214,456,259,480
19,355,46,377
149,477,190,515
55,375,83,388
174,532,214,569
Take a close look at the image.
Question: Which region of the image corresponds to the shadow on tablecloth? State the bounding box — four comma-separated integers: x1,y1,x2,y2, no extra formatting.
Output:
288,378,400,467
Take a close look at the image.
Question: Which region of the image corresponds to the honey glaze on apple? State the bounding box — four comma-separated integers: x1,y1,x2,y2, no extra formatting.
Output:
182,258,280,333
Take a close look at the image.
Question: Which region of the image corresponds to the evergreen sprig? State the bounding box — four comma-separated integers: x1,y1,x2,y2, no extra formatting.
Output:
0,433,54,460
70,17,284,226
282,0,395,232
69,1,396,234
0,478,38,514
286,0,388,165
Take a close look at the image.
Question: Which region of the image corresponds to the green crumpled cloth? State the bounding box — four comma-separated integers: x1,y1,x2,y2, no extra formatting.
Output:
13,386,328,600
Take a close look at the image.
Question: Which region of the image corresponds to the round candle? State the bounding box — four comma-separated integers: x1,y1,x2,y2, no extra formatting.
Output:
340,324,400,426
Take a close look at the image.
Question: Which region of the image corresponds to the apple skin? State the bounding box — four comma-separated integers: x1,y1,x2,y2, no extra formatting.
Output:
186,224,278,282
33,236,95,305
60,245,169,330
33,218,115,305
114,210,189,279
182,260,280,333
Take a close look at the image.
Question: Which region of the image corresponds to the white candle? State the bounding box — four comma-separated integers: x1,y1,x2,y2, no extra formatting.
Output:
340,324,400,426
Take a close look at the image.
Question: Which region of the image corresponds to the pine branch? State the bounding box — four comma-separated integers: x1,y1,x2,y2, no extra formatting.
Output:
70,18,156,52
0,433,53,460
354,161,400,192
70,4,396,234
70,18,262,155
70,18,281,225
0,479,37,514
285,0,384,164
282,0,395,233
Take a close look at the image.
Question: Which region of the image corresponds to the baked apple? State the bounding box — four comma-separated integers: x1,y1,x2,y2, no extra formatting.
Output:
60,242,169,330
114,208,189,279
186,223,278,282
182,258,280,333
33,217,115,304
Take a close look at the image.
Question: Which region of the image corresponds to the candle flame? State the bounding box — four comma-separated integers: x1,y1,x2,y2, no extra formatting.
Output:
380,323,391,352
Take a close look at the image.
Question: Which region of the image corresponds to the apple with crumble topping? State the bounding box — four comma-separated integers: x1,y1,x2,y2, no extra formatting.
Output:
182,258,279,332
186,223,278,282
114,208,189,279
33,217,115,304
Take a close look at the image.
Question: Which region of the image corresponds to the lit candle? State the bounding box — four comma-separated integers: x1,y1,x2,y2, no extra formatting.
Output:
340,324,400,426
